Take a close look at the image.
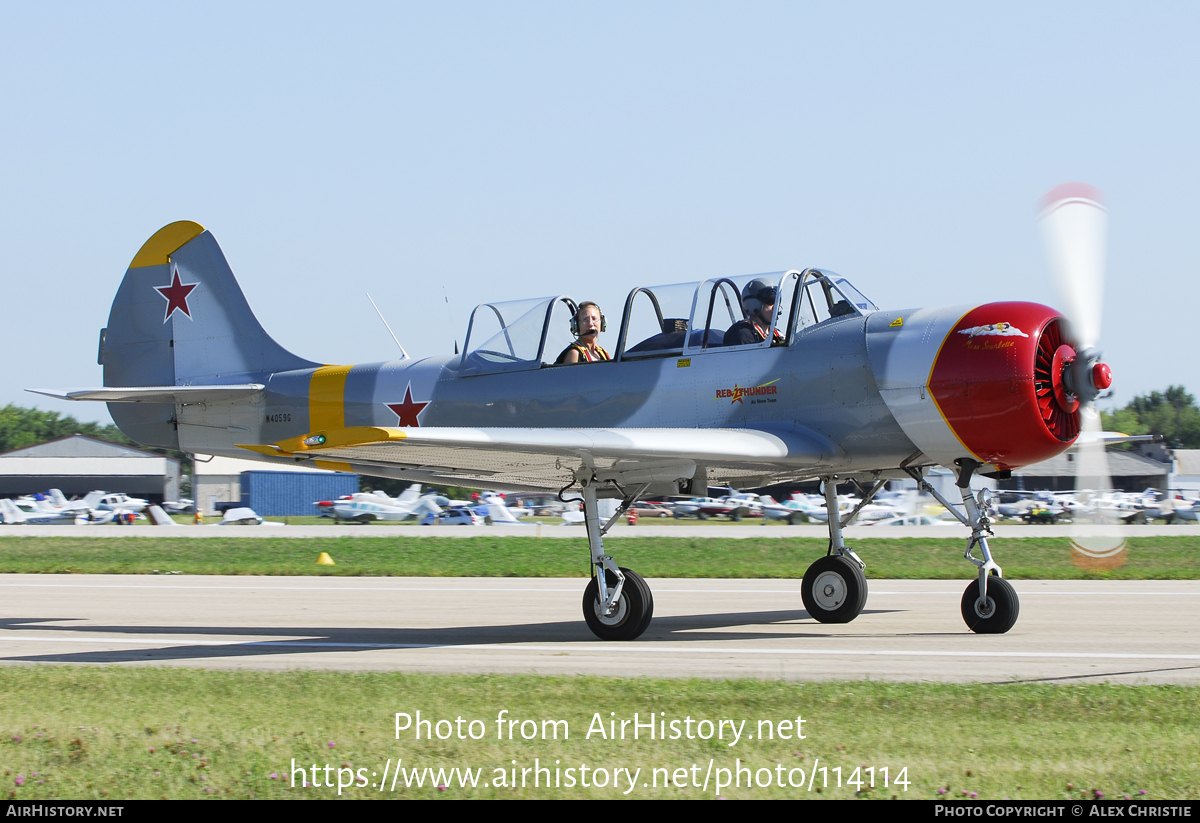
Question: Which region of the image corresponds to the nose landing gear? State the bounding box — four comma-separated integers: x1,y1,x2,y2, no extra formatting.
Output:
960,575,1019,633
906,459,1021,634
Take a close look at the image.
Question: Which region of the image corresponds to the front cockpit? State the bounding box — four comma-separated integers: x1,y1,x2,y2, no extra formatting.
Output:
456,269,877,375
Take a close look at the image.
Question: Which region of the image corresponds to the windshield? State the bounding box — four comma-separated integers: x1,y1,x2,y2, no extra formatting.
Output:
788,270,876,336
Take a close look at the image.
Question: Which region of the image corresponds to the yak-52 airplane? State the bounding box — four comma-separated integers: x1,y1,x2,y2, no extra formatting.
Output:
33,182,1116,639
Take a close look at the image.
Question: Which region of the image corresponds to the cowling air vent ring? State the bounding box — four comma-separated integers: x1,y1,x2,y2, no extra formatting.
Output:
1033,318,1081,442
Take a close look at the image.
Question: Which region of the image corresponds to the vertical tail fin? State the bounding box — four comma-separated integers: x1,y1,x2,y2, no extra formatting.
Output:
0,500,23,524
99,221,318,448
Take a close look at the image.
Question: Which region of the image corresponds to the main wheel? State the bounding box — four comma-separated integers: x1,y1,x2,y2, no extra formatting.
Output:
583,567,654,640
801,555,868,623
960,575,1019,634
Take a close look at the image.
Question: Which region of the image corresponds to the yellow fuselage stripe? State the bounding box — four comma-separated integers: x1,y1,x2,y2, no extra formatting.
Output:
309,365,353,432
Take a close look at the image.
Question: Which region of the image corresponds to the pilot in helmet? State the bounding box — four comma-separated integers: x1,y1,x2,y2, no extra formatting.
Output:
723,278,785,346
557,301,610,364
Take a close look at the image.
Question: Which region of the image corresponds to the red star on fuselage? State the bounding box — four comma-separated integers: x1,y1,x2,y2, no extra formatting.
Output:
154,269,199,322
386,384,430,427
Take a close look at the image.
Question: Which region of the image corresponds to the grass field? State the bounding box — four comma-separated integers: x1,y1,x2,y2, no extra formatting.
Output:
0,668,1193,800
0,535,1195,579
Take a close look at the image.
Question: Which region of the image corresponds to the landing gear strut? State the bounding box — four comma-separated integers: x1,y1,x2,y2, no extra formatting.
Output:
905,460,1020,634
801,477,869,623
577,475,653,640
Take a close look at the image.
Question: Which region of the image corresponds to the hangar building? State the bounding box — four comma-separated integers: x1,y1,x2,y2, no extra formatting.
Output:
996,448,1171,493
1171,450,1200,494
0,434,181,502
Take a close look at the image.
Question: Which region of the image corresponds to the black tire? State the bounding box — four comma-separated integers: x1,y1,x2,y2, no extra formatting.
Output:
960,576,1019,634
731,508,743,522
788,512,802,525
583,567,654,640
801,555,867,623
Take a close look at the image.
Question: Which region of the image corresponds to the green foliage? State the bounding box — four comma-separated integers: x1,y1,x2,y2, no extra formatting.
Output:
1101,385,1200,448
0,404,131,454
0,535,1196,579
0,669,1196,799
0,404,190,472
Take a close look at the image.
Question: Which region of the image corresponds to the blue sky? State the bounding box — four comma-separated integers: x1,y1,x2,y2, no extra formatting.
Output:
2,2,1197,423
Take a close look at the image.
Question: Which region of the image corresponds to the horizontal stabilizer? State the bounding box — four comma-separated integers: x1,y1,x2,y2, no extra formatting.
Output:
27,384,265,403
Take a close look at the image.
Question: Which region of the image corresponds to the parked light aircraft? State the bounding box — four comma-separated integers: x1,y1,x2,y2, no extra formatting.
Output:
0,498,75,525
330,486,445,523
33,183,1118,638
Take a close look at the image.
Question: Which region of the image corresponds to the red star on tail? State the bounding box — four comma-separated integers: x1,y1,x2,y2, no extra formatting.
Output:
154,270,198,322
386,384,430,427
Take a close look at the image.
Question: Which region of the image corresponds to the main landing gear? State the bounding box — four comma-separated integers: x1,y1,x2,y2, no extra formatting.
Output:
905,460,1020,634
577,474,653,640
801,476,873,623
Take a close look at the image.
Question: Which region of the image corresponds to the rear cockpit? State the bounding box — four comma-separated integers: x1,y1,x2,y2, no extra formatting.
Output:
456,269,876,375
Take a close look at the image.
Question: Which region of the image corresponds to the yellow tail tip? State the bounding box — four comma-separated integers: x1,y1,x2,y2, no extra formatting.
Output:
129,221,206,268
316,552,336,566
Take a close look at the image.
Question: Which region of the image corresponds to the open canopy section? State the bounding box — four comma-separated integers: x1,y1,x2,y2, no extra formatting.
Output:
459,295,581,375
615,281,703,360
454,270,879,373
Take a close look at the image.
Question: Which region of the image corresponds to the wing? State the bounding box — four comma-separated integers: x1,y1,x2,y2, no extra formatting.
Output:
239,426,839,492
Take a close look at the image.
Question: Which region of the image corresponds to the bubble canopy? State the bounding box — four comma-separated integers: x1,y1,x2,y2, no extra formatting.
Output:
455,270,876,375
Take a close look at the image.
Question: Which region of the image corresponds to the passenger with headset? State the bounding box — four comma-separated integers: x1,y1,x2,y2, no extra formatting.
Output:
723,278,785,346
557,301,611,364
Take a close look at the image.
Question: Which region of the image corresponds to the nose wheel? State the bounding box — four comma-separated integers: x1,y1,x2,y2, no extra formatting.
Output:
960,576,1019,634
583,567,654,640
801,555,868,623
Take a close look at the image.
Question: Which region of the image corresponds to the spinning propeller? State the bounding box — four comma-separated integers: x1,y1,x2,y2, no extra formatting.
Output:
1037,183,1124,567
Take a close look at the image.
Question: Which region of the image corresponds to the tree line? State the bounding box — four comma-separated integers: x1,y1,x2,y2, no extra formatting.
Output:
1100,386,1200,449
0,404,190,467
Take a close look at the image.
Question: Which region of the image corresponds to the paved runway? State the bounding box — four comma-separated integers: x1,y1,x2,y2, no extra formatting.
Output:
4,524,1199,538
0,575,1196,683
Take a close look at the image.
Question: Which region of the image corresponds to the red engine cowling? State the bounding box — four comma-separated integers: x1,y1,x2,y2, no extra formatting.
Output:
867,301,1105,473
928,302,1082,470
